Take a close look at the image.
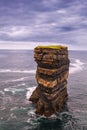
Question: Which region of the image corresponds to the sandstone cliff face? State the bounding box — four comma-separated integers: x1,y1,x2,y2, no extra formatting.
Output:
29,45,70,117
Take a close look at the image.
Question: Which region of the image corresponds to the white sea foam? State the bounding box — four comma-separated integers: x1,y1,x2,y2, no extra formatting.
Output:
74,109,87,113
7,113,17,121
0,59,84,75
26,86,36,100
69,59,84,74
13,83,26,87
3,77,28,84
9,77,28,82
4,87,25,94
10,107,18,111
0,91,5,95
0,117,3,120
0,69,36,74
0,107,6,111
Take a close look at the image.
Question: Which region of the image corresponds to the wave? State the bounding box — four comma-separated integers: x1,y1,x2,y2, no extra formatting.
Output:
3,85,36,100
0,58,84,76
8,77,28,82
0,69,36,74
2,77,28,84
0,90,5,95
26,87,36,100
69,59,84,74
4,87,25,94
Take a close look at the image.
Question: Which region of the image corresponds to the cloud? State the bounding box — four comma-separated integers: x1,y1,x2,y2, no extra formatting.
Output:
0,0,87,50
5,26,33,37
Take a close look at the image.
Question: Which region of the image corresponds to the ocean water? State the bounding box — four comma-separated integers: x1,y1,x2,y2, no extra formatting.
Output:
0,50,87,130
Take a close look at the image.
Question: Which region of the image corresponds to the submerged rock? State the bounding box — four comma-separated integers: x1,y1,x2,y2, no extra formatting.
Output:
29,45,70,117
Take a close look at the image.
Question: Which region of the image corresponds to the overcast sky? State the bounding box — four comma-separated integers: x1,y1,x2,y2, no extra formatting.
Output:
0,0,87,50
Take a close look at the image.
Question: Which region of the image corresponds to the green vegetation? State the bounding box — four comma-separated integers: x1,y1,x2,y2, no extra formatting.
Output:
35,45,67,50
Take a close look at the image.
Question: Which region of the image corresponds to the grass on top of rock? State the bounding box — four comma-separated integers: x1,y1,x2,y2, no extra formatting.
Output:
35,45,67,50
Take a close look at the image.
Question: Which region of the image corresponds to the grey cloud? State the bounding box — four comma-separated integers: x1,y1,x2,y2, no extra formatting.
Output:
0,0,87,49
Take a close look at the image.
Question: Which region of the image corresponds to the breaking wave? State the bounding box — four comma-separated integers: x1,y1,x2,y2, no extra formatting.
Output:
26,87,36,100
4,87,25,94
0,59,84,76
9,78,28,82
69,58,84,74
0,69,36,74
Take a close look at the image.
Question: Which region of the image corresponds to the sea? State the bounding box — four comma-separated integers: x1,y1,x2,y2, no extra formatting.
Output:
0,50,87,130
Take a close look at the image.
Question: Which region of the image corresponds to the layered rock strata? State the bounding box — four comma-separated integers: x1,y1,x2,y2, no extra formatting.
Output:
29,45,69,117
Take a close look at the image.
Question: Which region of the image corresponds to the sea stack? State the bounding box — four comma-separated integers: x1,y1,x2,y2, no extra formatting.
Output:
29,45,70,117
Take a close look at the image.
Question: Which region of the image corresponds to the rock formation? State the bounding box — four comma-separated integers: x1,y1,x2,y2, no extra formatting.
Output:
29,45,70,117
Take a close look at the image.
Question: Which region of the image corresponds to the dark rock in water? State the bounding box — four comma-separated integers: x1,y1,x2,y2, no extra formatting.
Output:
29,45,70,117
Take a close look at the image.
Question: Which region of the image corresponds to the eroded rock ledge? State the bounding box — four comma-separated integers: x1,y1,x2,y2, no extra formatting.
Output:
29,45,70,117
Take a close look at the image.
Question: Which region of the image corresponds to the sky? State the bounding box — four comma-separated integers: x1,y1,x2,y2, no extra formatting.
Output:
0,0,87,50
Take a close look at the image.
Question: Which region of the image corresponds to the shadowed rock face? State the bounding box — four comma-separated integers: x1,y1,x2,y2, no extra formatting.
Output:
29,45,70,117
